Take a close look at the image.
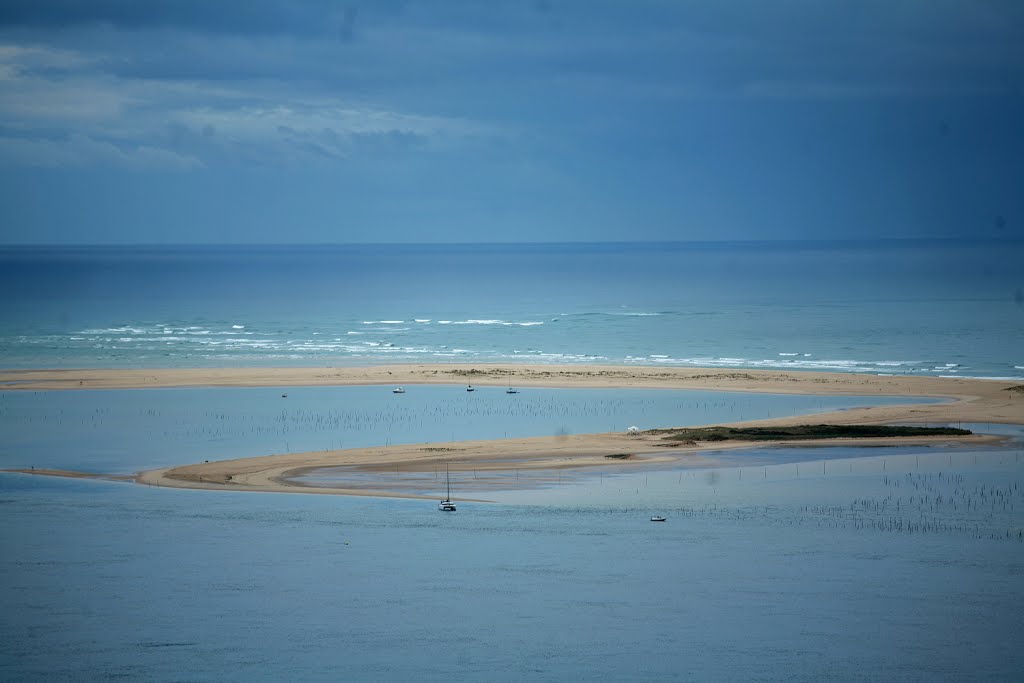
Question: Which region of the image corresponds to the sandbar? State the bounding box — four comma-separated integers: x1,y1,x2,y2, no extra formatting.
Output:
2,364,1021,497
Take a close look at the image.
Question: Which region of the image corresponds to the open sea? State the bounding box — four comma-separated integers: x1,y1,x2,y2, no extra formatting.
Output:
1,240,1022,378
2,240,1023,681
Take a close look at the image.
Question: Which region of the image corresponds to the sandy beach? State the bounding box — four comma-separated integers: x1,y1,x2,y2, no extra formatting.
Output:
3,364,1021,497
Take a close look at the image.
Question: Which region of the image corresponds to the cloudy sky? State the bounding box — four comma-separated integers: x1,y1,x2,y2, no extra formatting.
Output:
1,1,1022,243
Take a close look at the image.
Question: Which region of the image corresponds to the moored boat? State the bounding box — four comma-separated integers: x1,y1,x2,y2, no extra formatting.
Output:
439,463,456,511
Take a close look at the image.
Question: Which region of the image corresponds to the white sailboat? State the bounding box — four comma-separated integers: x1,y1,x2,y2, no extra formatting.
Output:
438,463,456,511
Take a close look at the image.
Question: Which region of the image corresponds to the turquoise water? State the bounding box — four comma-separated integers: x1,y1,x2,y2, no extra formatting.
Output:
2,240,1022,378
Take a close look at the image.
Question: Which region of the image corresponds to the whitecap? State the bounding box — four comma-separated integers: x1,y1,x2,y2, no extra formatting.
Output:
231,325,245,329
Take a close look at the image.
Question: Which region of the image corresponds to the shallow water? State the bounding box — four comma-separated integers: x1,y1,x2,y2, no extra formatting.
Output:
2,441,1022,681
0,386,935,473
1,390,1020,681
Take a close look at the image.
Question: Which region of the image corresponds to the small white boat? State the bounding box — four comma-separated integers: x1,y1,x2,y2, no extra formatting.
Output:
466,384,475,392
650,515,666,522
392,386,405,394
506,387,518,394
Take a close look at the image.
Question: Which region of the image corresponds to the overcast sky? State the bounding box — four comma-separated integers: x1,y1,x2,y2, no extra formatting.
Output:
1,1,1022,244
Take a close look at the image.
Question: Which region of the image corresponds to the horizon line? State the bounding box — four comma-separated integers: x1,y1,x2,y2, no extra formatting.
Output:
2,236,1022,249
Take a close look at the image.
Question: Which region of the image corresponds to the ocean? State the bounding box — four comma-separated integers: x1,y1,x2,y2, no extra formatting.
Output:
1,240,1022,378
2,240,1023,681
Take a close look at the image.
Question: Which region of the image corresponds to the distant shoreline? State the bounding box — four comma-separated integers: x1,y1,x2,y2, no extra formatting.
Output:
0,362,1020,397
3,364,1021,498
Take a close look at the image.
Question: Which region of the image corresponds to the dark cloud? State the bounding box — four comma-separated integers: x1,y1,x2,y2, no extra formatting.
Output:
2,0,1023,242
0,0,348,36
5,0,1022,99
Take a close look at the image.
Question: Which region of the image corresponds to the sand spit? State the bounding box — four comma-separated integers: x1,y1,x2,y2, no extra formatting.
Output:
3,365,1021,498
3,468,134,482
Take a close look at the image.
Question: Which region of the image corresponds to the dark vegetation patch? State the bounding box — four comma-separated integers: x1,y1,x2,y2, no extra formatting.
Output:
648,425,972,443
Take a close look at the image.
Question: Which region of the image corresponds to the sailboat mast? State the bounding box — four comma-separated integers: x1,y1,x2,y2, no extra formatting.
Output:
446,462,451,500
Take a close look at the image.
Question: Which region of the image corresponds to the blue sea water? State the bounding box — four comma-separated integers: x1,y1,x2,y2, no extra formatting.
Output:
2,240,1023,681
2,444,1022,682
1,240,1022,377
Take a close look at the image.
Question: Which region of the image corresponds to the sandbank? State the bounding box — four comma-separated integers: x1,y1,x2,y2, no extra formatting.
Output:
3,364,1021,498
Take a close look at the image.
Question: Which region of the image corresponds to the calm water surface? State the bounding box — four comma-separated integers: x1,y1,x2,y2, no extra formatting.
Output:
0,386,936,473
2,441,1022,681
4,390,1018,682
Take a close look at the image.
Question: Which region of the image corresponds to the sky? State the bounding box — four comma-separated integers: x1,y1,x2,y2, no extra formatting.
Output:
0,0,1022,244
